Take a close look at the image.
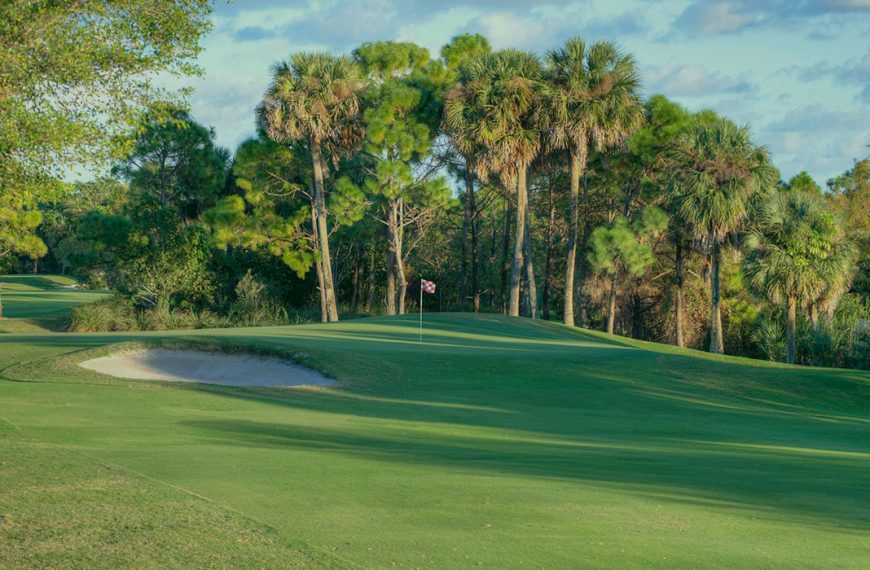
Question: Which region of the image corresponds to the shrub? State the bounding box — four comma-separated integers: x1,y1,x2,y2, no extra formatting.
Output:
228,270,288,327
68,296,136,332
750,318,785,362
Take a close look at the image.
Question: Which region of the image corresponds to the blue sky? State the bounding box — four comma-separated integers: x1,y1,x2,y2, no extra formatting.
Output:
183,0,870,184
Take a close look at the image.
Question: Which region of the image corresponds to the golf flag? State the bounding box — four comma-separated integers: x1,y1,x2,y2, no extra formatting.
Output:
419,278,436,342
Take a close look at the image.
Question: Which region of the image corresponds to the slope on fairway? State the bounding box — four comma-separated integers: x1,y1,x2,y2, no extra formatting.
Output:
0,274,108,332
1,314,868,568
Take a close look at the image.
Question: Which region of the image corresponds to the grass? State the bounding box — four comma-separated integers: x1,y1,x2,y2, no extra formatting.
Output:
0,276,868,567
0,274,109,332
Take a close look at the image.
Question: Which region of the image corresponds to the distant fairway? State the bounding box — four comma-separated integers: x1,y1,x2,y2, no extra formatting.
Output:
0,286,868,567
0,274,108,332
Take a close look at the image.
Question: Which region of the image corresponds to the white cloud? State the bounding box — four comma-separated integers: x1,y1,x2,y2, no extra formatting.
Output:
643,61,756,97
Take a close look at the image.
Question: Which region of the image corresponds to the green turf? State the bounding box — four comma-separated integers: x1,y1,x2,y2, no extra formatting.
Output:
0,274,109,332
1,293,868,567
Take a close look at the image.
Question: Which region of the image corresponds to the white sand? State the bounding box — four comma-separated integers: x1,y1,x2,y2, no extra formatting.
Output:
79,348,334,388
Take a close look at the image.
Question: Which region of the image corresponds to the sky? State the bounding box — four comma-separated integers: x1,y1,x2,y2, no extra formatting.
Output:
180,0,870,185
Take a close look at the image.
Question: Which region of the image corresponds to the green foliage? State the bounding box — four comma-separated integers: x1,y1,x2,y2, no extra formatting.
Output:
670,118,778,245
354,41,430,77
588,207,668,277
257,52,365,156
68,295,136,332
113,106,228,213
228,270,289,327
783,171,822,195
750,318,786,361
743,191,854,305
0,0,212,253
440,34,491,71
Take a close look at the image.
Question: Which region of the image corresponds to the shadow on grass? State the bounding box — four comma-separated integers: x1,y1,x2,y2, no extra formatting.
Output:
181,415,870,532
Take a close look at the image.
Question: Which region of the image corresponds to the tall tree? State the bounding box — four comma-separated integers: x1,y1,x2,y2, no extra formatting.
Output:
670,119,777,354
345,41,451,315
743,191,855,363
447,50,543,317
441,33,491,313
0,0,212,265
545,38,643,327
258,52,366,322
588,207,667,334
114,106,228,215
827,158,869,300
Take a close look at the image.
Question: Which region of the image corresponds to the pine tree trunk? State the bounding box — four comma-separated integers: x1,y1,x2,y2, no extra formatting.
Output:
509,166,527,317
467,164,480,313
564,155,581,326
709,241,724,354
351,256,361,314
397,199,407,315
366,246,377,313
311,137,339,322
542,185,555,320
523,177,537,319
674,238,685,348
786,296,797,364
386,201,398,316
606,276,617,335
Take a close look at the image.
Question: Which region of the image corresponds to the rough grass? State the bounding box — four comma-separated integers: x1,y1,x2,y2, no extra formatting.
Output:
0,306,868,567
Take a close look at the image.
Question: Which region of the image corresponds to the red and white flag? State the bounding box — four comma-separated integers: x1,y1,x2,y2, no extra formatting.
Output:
420,279,436,294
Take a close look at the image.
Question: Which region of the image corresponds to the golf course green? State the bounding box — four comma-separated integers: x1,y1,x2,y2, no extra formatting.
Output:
1,277,868,568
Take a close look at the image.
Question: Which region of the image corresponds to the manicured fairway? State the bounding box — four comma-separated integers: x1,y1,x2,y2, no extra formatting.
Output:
0,275,108,332
1,309,869,566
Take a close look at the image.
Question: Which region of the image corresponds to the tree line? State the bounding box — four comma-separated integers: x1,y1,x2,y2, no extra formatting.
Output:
1,20,867,368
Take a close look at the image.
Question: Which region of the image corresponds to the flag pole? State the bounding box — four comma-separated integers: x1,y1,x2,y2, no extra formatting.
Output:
419,283,423,343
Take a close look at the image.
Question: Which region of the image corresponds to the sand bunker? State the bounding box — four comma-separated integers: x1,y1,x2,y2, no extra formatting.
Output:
79,348,334,388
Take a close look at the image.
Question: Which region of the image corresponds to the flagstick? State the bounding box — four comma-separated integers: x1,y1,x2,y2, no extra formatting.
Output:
419,285,423,343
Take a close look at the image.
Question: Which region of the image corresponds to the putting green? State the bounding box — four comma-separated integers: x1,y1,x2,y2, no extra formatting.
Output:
1,311,868,567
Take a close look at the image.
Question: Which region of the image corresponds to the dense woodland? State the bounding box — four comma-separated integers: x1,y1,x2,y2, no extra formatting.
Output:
1,3,867,368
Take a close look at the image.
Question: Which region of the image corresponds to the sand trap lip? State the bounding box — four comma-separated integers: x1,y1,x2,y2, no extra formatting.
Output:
79,348,334,388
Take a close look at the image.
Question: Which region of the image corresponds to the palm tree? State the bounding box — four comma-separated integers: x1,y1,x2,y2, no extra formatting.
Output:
743,191,854,364
257,53,365,322
442,34,491,313
670,119,776,354
446,50,543,317
545,38,643,327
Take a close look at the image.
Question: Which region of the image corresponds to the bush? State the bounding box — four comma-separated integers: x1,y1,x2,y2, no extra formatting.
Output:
228,270,288,327
68,296,136,332
750,318,785,362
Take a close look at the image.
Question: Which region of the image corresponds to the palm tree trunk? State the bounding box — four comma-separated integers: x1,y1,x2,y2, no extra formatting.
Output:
509,166,527,317
606,276,617,335
786,296,797,364
542,185,555,320
460,172,470,312
709,241,724,354
674,237,685,347
311,205,328,323
311,137,339,322
523,181,537,319
563,155,581,326
578,174,591,327
366,246,377,313
501,196,512,314
468,165,480,313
